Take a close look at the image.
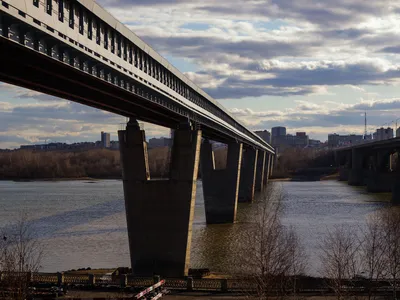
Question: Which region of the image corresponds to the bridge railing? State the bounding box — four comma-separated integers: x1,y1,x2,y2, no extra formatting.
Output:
4,272,400,294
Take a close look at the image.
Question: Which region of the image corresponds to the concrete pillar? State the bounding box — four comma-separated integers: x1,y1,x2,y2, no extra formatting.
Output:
270,155,274,177
348,148,364,186
255,151,266,192
338,168,349,181
366,171,393,193
392,175,400,204
238,148,258,203
263,153,272,186
118,119,201,277
201,140,243,224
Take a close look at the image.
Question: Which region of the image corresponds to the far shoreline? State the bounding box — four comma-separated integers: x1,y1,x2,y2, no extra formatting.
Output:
0,177,122,182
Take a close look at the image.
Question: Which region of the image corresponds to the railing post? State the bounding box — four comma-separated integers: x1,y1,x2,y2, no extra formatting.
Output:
153,275,161,284
120,274,128,288
26,272,32,284
187,277,194,292
221,279,228,292
57,272,64,287
89,274,95,286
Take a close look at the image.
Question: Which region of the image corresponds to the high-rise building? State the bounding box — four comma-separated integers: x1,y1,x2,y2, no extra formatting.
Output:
101,131,111,148
373,127,393,141
328,134,363,147
397,127,400,138
254,130,271,143
271,126,286,137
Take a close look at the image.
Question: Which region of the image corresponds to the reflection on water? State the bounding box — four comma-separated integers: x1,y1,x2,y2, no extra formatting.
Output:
0,180,391,274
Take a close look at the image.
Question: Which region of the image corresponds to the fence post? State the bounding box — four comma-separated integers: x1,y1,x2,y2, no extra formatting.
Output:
57,272,64,287
153,275,161,284
120,274,127,288
26,272,32,284
187,277,194,292
221,279,228,293
89,274,95,286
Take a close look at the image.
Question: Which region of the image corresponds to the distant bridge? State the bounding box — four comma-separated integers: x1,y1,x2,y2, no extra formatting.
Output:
335,137,400,203
0,0,275,277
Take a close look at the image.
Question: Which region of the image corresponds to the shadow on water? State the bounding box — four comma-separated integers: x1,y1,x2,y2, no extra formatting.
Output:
0,199,126,239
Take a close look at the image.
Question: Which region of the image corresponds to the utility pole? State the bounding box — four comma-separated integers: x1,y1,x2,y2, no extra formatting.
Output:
364,112,367,139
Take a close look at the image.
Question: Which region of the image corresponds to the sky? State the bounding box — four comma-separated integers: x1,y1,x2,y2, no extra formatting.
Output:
2,0,400,148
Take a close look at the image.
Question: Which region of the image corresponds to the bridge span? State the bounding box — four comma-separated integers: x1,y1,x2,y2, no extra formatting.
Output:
335,137,400,204
0,0,275,277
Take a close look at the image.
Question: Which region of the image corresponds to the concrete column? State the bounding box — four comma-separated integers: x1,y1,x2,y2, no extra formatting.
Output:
118,119,201,277
255,151,266,192
367,171,393,193
270,155,274,177
338,168,349,181
238,148,258,203
392,175,400,204
263,153,272,186
348,148,364,186
201,140,243,224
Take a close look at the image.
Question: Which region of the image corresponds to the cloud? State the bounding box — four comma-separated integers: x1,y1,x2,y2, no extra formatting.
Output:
0,85,169,148
229,98,400,141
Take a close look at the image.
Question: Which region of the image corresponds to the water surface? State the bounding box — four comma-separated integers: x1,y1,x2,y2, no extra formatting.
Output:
0,180,390,274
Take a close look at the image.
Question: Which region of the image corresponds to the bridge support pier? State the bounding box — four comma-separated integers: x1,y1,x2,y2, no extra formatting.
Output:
338,168,349,181
118,119,201,277
392,175,400,204
348,149,364,186
366,171,393,193
263,153,272,187
255,151,266,192
201,140,243,223
238,148,258,203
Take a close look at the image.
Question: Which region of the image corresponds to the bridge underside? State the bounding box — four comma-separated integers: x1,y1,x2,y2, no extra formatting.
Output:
0,4,276,278
0,37,241,144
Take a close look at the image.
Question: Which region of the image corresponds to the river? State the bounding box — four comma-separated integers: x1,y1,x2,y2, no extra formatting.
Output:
0,180,391,275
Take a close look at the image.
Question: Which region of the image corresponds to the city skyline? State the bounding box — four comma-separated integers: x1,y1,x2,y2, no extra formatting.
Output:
3,1,400,148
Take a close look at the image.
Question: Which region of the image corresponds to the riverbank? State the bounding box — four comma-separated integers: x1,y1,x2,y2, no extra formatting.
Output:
271,167,338,182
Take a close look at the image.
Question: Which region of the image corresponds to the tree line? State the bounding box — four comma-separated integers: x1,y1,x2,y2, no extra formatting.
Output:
0,147,230,180
0,147,173,179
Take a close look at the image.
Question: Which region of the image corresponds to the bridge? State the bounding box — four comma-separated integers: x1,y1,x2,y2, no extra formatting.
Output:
0,0,275,277
335,138,400,203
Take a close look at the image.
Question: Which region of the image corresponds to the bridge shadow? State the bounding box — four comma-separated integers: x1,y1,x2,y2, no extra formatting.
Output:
0,199,126,240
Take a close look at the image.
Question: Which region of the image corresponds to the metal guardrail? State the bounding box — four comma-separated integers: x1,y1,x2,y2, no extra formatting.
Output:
3,272,400,295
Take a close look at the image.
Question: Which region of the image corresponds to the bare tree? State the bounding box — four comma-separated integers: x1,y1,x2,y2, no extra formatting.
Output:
233,184,307,299
0,214,43,300
378,208,400,300
319,225,362,300
360,212,387,300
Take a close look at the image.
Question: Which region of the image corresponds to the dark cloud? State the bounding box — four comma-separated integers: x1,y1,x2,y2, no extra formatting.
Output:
205,85,314,99
141,35,308,60
378,46,400,54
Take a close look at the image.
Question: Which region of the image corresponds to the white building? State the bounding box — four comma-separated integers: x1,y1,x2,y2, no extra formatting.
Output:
101,131,111,148
373,127,393,141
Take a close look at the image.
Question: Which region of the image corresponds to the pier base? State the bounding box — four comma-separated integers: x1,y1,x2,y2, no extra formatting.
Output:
201,140,243,224
118,120,201,277
366,171,393,193
339,168,349,181
348,168,364,186
392,175,400,204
